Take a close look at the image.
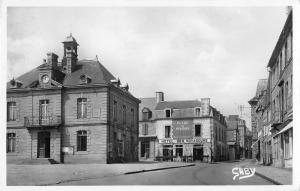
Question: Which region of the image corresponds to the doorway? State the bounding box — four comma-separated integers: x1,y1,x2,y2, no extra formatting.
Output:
193,145,203,161
37,131,50,158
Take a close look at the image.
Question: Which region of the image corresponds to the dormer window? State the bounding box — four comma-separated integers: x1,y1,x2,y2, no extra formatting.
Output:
195,107,201,117
142,107,152,120
165,108,172,118
10,79,22,88
79,74,91,84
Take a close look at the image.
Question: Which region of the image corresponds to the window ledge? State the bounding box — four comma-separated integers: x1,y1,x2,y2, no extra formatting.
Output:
75,151,88,155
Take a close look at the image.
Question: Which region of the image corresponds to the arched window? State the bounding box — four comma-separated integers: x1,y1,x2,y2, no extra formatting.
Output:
77,130,87,151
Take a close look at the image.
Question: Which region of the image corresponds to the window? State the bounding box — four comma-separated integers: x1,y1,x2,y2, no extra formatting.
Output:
284,131,290,159
7,133,16,153
284,41,288,67
122,105,126,124
195,108,201,116
279,53,282,75
113,101,117,121
7,102,17,121
77,98,87,119
142,124,148,135
195,124,201,137
142,108,152,120
285,81,289,112
165,109,171,118
117,133,124,157
131,108,134,126
77,130,87,151
40,100,49,120
165,126,171,138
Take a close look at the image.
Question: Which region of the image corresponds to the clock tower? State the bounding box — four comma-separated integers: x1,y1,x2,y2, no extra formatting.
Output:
61,33,79,74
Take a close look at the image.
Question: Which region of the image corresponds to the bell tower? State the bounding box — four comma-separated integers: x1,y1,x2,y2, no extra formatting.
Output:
62,33,79,74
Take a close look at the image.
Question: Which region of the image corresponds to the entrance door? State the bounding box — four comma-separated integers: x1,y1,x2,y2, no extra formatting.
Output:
141,141,150,158
193,145,203,161
37,131,50,158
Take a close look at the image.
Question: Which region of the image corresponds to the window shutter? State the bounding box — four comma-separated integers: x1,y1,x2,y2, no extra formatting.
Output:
16,108,20,121
142,124,145,135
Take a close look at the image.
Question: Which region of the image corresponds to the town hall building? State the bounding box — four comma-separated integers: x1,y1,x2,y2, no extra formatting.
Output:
7,34,140,164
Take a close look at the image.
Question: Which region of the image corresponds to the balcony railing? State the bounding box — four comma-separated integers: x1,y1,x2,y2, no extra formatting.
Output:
24,115,62,127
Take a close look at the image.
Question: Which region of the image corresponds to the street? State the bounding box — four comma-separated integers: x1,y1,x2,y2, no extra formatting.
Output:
57,160,273,185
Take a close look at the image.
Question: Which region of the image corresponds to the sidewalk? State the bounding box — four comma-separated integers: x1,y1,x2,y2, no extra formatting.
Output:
243,159,292,185
7,162,195,186
254,164,292,185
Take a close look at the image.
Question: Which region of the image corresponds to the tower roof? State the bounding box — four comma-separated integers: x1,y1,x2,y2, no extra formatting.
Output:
63,33,78,44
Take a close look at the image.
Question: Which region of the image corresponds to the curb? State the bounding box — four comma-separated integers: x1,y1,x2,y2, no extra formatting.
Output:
124,164,196,175
255,171,282,185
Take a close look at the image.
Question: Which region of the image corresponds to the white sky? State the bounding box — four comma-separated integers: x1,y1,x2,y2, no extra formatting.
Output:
7,7,289,128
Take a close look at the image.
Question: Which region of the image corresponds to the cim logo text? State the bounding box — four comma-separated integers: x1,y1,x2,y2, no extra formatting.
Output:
232,167,255,180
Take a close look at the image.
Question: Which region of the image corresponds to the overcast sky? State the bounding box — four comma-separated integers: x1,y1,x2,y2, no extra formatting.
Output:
7,7,289,128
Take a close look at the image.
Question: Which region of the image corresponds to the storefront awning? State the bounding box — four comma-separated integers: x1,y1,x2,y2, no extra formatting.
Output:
273,121,292,137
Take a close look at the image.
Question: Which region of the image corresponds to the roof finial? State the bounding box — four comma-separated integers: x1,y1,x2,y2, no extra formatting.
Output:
96,54,99,61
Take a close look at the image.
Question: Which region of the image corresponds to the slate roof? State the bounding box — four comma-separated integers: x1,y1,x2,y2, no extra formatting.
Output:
63,60,115,86
7,59,116,89
155,100,202,110
139,97,157,120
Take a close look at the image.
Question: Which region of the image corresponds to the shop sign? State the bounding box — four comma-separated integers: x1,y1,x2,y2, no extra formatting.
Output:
172,119,193,139
159,138,207,144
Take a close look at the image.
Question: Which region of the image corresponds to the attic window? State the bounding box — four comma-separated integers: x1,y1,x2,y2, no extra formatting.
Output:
142,108,152,120
195,107,201,116
79,74,91,84
10,79,22,88
165,108,172,118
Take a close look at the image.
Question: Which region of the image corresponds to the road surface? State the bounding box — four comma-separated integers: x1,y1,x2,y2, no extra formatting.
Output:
58,160,274,185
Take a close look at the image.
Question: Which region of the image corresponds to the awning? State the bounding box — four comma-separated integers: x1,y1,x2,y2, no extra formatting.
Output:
273,121,293,137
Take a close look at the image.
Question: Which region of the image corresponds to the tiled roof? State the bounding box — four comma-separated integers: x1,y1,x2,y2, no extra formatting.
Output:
155,100,201,110
7,59,116,89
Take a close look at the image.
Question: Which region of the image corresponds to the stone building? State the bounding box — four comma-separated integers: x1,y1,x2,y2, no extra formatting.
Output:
226,115,246,160
139,92,228,162
268,10,293,168
249,10,293,168
248,79,268,161
6,34,140,164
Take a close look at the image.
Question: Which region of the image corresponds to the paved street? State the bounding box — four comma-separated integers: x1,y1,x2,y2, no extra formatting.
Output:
57,160,273,185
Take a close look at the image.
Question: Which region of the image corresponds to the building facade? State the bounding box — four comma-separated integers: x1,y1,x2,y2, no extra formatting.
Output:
249,10,293,168
268,10,293,168
226,115,247,160
7,34,140,164
139,92,228,162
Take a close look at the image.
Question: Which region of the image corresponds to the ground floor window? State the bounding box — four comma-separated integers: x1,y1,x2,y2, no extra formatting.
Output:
141,141,150,158
7,133,16,153
77,130,87,151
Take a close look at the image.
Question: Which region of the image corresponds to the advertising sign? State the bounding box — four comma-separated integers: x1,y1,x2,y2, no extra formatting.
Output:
172,119,193,139
159,138,207,144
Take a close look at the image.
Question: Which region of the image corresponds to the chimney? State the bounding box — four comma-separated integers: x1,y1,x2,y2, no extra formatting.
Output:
156,92,164,103
201,98,210,116
47,52,58,69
